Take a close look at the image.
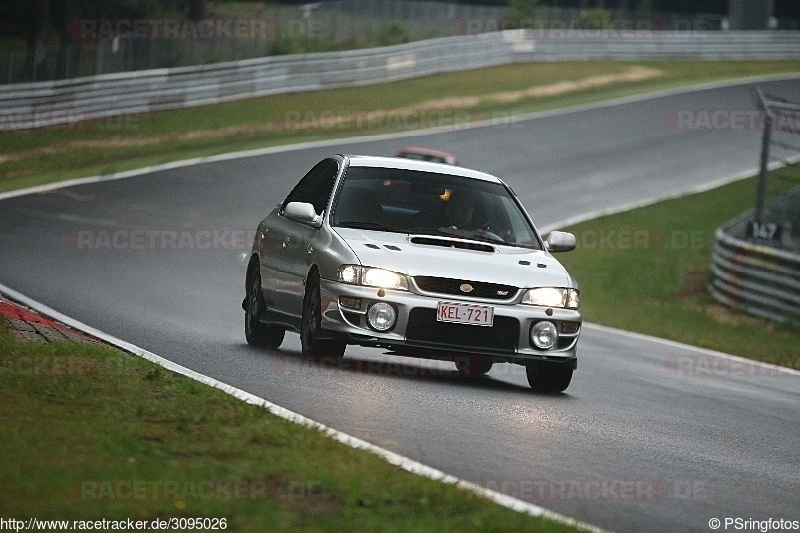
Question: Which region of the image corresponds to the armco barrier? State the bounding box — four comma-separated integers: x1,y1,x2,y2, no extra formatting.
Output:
1,30,800,130
0,33,527,130
709,207,800,327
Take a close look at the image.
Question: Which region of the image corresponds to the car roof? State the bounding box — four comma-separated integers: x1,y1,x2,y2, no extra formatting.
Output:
342,155,500,183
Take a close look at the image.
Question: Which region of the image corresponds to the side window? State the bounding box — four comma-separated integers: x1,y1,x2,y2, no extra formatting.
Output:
281,160,339,215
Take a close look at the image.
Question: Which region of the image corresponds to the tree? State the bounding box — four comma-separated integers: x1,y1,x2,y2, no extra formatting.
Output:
20,0,52,81
506,0,539,20
188,0,206,21
3,0,201,80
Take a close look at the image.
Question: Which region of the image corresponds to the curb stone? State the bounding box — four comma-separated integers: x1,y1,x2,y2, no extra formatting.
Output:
0,296,102,345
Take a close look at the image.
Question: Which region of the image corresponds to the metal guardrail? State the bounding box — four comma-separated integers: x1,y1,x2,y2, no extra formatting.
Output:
709,192,800,327
1,31,799,130
0,33,525,130
529,30,800,61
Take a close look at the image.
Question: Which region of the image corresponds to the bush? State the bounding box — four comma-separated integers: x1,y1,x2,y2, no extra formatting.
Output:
374,21,410,47
579,8,614,30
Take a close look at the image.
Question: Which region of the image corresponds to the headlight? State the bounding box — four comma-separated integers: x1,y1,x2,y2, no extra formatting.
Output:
337,265,408,291
363,268,407,290
522,287,580,309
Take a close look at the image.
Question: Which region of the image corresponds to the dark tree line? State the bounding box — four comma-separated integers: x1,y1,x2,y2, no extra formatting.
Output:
1,0,795,80
435,0,796,18
0,0,207,79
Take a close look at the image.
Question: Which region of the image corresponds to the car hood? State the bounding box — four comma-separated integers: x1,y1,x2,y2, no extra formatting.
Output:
333,228,575,289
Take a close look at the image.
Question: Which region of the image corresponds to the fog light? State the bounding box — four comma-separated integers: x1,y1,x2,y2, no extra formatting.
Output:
531,321,558,349
367,302,396,331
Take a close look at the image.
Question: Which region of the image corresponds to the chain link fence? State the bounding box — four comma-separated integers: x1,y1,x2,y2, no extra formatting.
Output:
4,1,506,84
709,89,800,326
4,0,798,85
753,90,800,252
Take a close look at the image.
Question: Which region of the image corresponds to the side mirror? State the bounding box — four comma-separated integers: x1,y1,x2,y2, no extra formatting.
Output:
284,202,322,227
546,231,576,253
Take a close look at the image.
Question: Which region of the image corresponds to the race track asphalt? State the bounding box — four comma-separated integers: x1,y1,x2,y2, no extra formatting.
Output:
1,77,798,532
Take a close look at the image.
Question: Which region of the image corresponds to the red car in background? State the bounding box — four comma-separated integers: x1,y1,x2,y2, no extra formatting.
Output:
396,147,459,166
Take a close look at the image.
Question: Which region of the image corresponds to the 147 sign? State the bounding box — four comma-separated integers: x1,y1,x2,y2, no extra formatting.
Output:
747,221,782,243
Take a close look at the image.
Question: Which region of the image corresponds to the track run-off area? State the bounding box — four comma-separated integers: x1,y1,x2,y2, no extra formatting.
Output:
1,76,799,532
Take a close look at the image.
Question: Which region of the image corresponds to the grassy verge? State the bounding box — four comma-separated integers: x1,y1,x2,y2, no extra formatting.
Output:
556,168,800,369
0,325,580,531
2,59,799,193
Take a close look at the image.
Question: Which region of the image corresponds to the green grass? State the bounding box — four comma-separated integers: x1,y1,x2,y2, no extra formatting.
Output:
0,327,580,531
2,59,799,193
556,169,800,369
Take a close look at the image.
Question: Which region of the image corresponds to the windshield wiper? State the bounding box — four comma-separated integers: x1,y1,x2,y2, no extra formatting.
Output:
337,221,406,233
421,226,510,246
408,226,442,236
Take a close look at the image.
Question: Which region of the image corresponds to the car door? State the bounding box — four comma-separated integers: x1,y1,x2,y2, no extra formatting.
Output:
263,159,340,319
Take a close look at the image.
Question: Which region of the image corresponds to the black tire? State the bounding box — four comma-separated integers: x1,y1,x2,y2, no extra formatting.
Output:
245,267,285,349
301,273,346,358
526,361,573,393
454,355,493,376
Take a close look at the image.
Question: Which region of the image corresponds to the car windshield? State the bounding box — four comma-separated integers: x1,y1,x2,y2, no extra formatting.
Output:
331,167,543,249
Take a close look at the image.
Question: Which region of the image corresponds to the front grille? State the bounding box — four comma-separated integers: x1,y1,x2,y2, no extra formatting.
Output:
413,276,518,301
406,308,519,353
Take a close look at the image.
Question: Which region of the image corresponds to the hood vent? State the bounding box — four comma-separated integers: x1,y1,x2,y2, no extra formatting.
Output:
410,236,495,253
364,243,402,251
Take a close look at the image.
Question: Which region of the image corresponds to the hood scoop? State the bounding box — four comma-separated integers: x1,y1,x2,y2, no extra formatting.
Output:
410,236,495,253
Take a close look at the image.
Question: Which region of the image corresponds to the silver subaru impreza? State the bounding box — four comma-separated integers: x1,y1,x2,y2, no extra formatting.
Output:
244,154,581,392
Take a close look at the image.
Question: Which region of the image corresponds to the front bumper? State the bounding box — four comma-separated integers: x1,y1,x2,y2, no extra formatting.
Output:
318,278,580,366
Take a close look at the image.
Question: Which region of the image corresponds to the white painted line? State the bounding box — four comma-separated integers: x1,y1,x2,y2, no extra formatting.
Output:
2,72,798,204
538,155,800,235
0,282,605,533
583,322,800,377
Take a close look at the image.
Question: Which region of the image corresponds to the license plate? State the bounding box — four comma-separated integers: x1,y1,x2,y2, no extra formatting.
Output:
436,301,494,327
